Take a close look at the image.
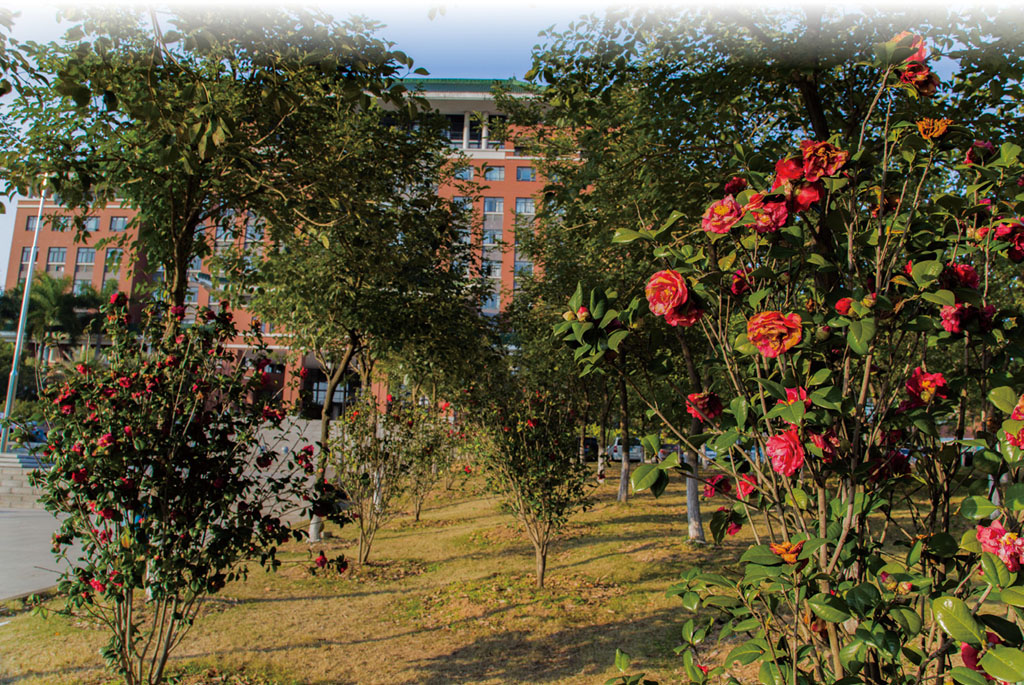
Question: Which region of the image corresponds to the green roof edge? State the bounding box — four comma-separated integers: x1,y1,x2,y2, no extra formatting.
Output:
399,77,532,94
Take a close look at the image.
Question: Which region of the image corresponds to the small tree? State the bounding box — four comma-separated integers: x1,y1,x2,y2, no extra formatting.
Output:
330,393,414,565
405,402,456,522
25,295,345,685
474,382,592,588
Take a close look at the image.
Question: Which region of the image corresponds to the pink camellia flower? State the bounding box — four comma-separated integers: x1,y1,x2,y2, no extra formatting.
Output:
170,305,186,319
835,297,854,316
767,428,805,477
439,401,451,412
686,391,724,422
645,270,688,317
747,312,803,358
977,519,1024,571
749,201,789,233
665,302,704,327
97,433,115,448
941,303,969,334
60,404,73,416
1011,393,1024,421
701,196,744,234
724,176,747,195
809,429,840,464
716,506,742,536
906,367,948,406
736,474,757,499
109,292,124,305
778,387,811,410
703,475,732,498
966,140,996,165
89,579,106,593
730,268,751,296
800,140,850,182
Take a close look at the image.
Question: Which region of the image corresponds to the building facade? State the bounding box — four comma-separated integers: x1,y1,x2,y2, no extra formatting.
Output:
3,78,540,411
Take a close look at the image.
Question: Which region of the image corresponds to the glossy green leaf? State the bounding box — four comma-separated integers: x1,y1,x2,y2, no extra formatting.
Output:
933,596,984,645
960,496,997,520
808,593,852,623
980,646,1024,682
989,386,1020,414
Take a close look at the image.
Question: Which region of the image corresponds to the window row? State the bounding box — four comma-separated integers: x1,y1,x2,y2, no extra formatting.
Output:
19,247,122,291
454,166,537,182
26,215,127,232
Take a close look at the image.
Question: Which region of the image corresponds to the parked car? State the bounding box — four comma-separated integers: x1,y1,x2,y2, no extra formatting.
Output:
657,443,681,462
582,437,599,461
607,437,644,462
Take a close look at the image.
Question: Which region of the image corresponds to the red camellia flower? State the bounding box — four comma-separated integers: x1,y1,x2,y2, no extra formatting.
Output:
70,468,88,485
891,31,928,63
898,62,940,97
109,292,125,305
905,366,948,406
665,302,704,327
703,474,731,498
1011,393,1024,421
97,433,115,448
799,140,850,182
961,632,1005,681
116,376,131,389
723,175,747,195
940,263,980,290
75,363,88,374
89,578,106,593
315,551,327,569
736,474,757,499
965,140,996,165
730,268,751,296
835,297,854,316
715,506,742,536
747,312,803,358
789,181,824,213
575,306,590,322
773,157,804,187
777,387,811,410
767,428,805,477
686,391,723,422
170,305,186,319
701,196,744,234
810,429,840,463
463,465,472,474
749,201,789,233
940,303,969,334
645,270,688,317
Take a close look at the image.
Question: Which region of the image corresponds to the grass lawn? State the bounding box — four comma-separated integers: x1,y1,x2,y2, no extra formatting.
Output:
0,473,752,684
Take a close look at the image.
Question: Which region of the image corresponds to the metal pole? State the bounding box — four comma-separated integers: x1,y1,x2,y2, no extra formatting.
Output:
1,190,46,452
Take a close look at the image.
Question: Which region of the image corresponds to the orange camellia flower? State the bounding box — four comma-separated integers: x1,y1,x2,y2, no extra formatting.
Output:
891,31,929,63
645,269,688,317
799,140,850,182
769,539,805,564
916,117,952,140
747,311,802,358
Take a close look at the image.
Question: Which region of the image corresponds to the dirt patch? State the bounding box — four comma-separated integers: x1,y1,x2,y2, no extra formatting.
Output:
393,518,459,531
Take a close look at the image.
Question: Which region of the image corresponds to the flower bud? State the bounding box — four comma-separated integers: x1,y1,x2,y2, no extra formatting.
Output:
815,325,831,341
562,310,575,321
576,306,591,322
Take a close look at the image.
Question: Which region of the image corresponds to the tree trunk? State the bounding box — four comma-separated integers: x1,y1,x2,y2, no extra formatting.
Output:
597,391,610,481
310,340,357,543
685,417,706,543
534,541,547,588
617,356,630,503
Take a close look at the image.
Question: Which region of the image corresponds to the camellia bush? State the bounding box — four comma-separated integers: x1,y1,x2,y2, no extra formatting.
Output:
26,295,346,685
556,34,1024,685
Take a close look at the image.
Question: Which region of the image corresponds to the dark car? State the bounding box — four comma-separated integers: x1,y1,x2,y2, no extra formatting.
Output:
582,437,599,461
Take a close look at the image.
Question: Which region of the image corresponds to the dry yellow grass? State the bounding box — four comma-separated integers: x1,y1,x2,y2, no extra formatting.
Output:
0,475,751,684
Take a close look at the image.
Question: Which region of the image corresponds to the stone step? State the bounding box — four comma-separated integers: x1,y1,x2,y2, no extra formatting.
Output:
0,463,44,509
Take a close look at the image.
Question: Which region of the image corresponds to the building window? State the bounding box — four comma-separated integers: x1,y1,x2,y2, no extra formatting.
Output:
25,215,37,231
454,167,472,181
516,167,536,182
451,196,472,212
110,216,127,232
467,116,482,149
515,198,536,215
445,114,465,147
18,247,37,283
311,381,348,406
73,248,95,293
215,224,233,253
46,247,66,276
483,166,505,182
47,215,68,232
482,229,502,246
103,248,122,290
83,217,99,232
261,322,275,336
485,114,506,150
185,286,199,304
481,289,500,313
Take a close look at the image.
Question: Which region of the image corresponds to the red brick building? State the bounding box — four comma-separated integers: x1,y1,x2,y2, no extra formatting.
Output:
3,79,541,411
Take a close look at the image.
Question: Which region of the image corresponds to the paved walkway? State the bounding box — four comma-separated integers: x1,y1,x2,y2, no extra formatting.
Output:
0,508,71,600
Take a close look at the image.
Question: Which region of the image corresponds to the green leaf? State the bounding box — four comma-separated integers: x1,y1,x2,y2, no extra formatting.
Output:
730,396,748,430
808,593,852,623
989,386,1020,415
614,648,631,672
928,532,959,558
848,318,877,355
740,545,781,566
911,260,942,288
608,330,629,352
981,552,1014,588
845,582,881,617
726,640,766,666
612,228,643,243
922,289,956,307
980,646,1024,682
907,538,924,567
932,596,985,645
950,666,995,685
999,586,1024,608
892,606,922,637
1006,483,1024,511
808,368,831,386
960,496,997,520
631,463,660,492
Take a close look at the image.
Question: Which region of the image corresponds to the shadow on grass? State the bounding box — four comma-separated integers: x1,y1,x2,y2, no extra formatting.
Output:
397,606,681,685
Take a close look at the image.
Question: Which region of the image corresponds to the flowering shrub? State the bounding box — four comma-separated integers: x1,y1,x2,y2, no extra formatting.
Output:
558,32,1024,685
26,295,346,685
470,382,591,588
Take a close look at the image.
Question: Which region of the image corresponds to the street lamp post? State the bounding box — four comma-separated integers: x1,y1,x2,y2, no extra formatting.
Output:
0,189,47,452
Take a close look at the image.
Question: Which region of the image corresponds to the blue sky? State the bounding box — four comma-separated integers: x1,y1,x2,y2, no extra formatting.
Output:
0,1,605,283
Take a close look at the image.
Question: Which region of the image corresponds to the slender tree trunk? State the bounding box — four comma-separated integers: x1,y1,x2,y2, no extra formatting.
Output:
679,339,706,541
310,340,357,543
617,355,630,503
534,540,547,588
597,390,610,480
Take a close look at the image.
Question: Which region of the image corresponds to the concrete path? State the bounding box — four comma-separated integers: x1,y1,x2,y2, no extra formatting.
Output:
0,508,70,600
